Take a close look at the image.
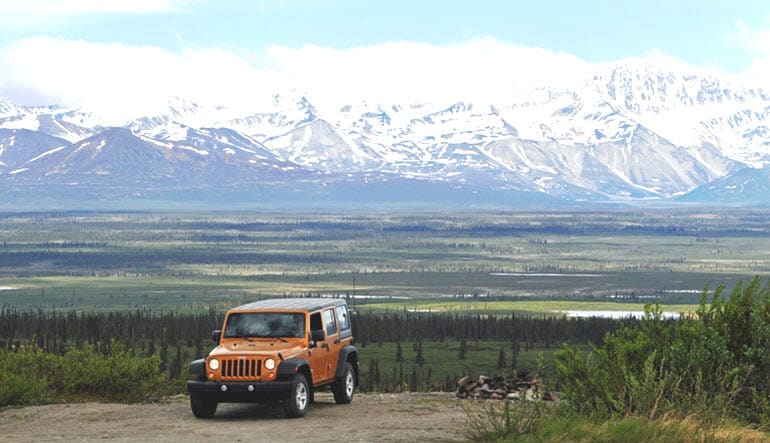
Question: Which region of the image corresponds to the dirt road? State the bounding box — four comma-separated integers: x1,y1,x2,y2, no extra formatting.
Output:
0,392,471,442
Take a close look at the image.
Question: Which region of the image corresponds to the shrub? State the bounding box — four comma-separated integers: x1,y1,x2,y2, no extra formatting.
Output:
465,400,554,441
0,345,54,406
0,341,165,407
555,277,770,425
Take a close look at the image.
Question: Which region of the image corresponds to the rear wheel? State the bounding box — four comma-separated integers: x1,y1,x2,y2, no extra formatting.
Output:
190,392,217,419
332,362,355,404
284,373,309,418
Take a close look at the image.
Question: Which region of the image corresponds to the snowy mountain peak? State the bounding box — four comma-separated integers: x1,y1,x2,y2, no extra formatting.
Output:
2,61,770,206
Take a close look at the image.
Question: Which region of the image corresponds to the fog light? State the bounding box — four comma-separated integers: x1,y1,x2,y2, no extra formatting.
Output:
248,385,254,392
220,385,227,392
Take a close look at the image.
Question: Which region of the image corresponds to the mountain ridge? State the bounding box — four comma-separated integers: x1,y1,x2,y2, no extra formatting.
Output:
2,63,770,208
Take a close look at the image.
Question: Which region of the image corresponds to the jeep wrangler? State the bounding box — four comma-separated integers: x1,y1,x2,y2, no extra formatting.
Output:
187,298,358,418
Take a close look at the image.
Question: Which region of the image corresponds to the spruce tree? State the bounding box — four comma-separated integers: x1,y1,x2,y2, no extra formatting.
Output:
415,341,425,366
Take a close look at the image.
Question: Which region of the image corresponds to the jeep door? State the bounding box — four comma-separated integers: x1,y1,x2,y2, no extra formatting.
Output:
321,308,341,380
308,311,328,385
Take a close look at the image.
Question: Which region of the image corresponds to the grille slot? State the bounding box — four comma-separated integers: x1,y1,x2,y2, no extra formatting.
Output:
220,357,261,379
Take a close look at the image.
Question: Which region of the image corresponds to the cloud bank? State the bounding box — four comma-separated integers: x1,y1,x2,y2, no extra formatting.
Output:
1,31,769,119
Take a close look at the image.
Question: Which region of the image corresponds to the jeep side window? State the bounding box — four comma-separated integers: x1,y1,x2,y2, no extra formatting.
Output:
310,311,323,336
323,309,337,336
336,305,350,331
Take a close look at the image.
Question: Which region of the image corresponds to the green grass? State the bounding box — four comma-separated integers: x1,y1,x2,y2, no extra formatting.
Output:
465,402,770,442
493,414,768,442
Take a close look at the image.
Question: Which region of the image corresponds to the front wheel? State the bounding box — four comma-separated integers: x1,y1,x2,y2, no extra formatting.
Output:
190,392,217,419
332,362,355,404
284,373,309,418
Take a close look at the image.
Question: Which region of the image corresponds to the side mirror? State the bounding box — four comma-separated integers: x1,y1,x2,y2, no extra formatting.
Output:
310,329,325,347
211,329,221,343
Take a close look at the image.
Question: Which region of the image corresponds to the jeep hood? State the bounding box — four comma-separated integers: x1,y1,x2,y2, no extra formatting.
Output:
209,341,304,357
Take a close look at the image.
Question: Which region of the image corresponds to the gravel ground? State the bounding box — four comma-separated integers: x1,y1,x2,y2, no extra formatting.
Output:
0,392,472,442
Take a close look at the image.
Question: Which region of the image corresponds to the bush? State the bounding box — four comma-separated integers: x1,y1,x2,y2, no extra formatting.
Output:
57,341,165,402
555,277,770,425
0,345,54,406
465,400,554,441
0,341,165,407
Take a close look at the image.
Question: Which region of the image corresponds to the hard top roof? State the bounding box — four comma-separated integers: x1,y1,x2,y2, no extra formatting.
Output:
230,297,347,312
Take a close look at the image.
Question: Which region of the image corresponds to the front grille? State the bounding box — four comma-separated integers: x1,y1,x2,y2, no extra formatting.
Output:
220,357,261,379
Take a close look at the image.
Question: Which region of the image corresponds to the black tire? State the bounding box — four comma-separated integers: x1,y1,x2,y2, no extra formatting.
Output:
190,392,217,419
332,362,355,404
284,373,310,418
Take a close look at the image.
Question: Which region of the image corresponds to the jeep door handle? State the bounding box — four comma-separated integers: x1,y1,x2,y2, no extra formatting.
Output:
333,339,340,344
321,343,330,350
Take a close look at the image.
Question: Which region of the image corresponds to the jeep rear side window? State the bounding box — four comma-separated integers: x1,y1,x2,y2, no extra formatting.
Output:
336,305,350,331
323,309,337,336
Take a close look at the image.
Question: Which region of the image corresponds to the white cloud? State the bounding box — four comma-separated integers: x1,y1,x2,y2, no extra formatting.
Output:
0,37,598,116
731,21,770,55
2,35,741,121
266,38,592,108
728,21,770,89
0,37,284,122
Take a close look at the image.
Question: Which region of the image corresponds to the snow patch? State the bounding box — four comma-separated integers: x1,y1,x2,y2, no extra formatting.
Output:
135,133,173,149
27,146,66,163
179,145,209,156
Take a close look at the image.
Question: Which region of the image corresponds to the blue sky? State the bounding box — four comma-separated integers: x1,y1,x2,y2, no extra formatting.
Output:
1,0,769,111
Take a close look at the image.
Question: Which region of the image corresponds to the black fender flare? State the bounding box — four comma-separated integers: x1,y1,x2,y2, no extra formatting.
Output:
335,345,358,379
189,358,206,378
277,358,311,381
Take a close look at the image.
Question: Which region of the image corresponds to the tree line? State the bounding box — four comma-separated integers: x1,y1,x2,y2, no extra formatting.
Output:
1,307,640,388
2,308,638,353
353,311,635,346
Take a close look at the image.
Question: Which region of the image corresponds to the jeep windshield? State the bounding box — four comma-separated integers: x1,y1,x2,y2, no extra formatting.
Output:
223,312,305,339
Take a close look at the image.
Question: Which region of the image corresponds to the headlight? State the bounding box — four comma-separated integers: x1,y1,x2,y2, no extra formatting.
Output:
208,358,220,371
265,358,276,370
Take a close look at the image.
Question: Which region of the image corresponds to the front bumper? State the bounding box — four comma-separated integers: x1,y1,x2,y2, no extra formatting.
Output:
187,380,294,402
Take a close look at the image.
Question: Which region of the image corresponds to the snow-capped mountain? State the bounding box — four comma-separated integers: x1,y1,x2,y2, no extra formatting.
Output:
1,62,770,208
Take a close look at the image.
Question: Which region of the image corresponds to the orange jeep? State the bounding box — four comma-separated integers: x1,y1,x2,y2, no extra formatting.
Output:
187,298,358,418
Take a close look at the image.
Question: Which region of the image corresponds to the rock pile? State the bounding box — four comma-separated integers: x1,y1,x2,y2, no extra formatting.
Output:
456,373,557,401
